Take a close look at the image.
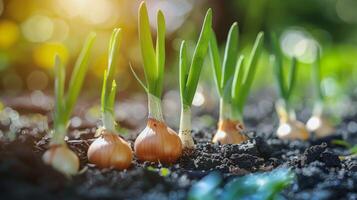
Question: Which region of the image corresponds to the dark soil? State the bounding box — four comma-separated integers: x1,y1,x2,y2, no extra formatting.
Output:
1,98,357,200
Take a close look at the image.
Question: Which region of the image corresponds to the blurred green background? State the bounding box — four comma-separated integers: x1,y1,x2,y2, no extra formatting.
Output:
0,0,357,126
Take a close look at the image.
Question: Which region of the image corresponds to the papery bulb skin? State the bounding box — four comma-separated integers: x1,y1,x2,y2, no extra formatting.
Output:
212,119,248,144
42,144,79,176
134,118,182,163
306,115,335,138
87,129,133,170
277,119,310,140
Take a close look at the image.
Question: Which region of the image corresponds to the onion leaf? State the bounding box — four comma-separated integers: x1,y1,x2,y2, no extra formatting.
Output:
221,22,239,101
182,8,212,106
156,10,166,97
238,32,264,111
138,2,159,96
63,32,96,123
209,31,222,96
179,41,188,104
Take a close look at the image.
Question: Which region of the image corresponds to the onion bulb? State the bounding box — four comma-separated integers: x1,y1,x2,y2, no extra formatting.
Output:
212,119,248,144
277,119,309,140
42,144,79,176
306,115,334,138
134,118,182,163
87,129,133,170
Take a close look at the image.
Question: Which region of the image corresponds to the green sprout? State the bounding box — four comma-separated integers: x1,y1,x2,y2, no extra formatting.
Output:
101,28,121,133
271,33,298,119
132,2,182,164
209,23,264,144
87,28,133,170
305,48,335,138
52,33,96,145
271,33,310,140
210,24,264,122
43,33,96,176
130,2,166,121
178,9,212,150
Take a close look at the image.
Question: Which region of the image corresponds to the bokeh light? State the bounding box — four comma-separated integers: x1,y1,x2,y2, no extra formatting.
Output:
33,43,68,69
336,0,357,24
21,15,54,43
280,28,318,63
0,20,19,48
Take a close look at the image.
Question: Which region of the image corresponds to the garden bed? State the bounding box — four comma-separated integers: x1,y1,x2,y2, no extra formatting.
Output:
0,97,356,200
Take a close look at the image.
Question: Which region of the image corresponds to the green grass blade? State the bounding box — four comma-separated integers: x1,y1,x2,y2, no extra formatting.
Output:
139,2,157,94
184,8,212,106
209,30,222,96
54,55,65,127
239,32,264,109
271,33,287,101
130,63,148,93
155,10,166,97
221,22,239,92
313,48,324,102
64,32,96,122
179,40,188,104
286,57,297,101
231,55,245,108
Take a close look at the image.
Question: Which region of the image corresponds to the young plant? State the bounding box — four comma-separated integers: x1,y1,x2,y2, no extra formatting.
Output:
209,23,264,144
271,33,309,140
178,9,212,150
87,28,133,170
306,48,335,138
42,33,96,175
131,2,182,163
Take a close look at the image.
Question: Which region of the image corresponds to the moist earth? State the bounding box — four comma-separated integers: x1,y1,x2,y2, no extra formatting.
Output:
0,100,357,200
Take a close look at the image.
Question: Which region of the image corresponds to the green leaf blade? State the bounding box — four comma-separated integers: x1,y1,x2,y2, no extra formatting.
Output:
271,32,287,101
239,32,264,110
184,8,212,106
155,10,166,97
221,22,239,96
209,30,222,96
64,32,96,122
179,40,188,104
231,55,245,108
54,55,65,126
139,2,157,95
286,56,298,102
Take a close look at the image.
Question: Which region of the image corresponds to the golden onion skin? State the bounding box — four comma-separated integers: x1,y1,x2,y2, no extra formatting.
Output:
306,115,335,138
87,129,133,170
212,119,248,144
42,144,79,176
277,120,310,140
134,118,182,163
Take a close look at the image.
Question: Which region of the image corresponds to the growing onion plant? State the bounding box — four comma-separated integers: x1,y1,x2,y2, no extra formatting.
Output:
87,28,133,170
306,48,335,138
42,33,96,176
178,9,212,151
131,2,182,163
271,33,309,140
209,23,264,144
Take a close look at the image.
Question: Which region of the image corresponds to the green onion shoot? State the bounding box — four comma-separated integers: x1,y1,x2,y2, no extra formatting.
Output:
271,33,309,140
178,9,212,151
209,23,264,144
306,48,335,138
87,28,133,170
42,33,96,176
131,2,182,163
